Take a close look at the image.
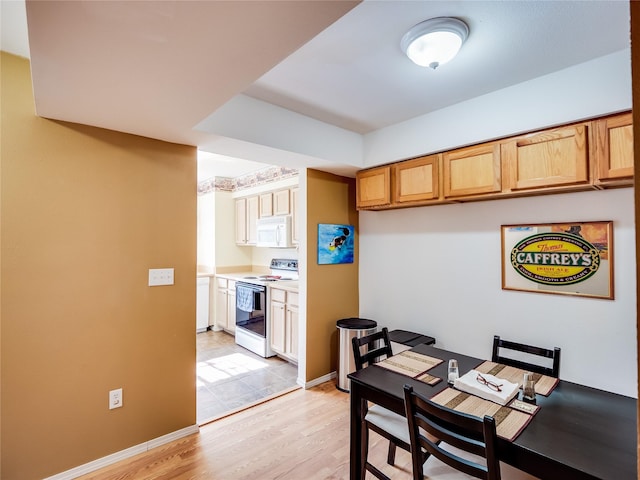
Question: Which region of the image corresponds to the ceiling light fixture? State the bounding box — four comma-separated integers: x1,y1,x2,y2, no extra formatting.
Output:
401,17,469,70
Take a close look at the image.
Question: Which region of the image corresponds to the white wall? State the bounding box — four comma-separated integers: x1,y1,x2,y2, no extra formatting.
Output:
359,188,636,397
252,246,298,268
363,50,631,166
197,193,216,272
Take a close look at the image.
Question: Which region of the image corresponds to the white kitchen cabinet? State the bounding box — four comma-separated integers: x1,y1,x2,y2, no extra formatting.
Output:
273,189,291,215
215,277,236,333
235,198,247,244
286,293,299,360
270,292,286,353
269,287,298,362
246,196,258,244
235,196,258,245
259,192,273,217
196,276,210,333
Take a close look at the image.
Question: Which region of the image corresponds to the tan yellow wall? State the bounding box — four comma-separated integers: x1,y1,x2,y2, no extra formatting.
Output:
305,169,358,380
631,2,640,469
1,53,197,480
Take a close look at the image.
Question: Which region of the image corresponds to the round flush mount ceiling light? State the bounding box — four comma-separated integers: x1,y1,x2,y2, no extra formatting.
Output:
401,17,469,70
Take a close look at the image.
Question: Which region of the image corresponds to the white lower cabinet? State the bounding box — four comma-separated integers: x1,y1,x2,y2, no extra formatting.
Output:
196,276,210,333
269,287,298,362
215,277,236,333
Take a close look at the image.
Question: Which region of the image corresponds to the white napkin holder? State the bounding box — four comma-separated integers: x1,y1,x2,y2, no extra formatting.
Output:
453,369,519,406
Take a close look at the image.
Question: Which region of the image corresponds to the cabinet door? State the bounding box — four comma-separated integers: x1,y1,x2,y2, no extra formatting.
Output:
356,166,391,208
273,189,290,215
259,193,273,217
215,287,228,330
443,143,501,198
393,154,440,203
502,124,589,191
246,196,259,245
226,285,236,334
291,187,299,244
286,293,299,361
270,300,286,353
235,198,247,244
594,113,633,184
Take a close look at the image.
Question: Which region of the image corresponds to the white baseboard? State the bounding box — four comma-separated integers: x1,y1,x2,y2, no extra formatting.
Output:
304,371,336,389
43,424,199,480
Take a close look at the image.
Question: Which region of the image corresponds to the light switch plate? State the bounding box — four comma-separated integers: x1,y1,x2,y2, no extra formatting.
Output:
148,268,174,286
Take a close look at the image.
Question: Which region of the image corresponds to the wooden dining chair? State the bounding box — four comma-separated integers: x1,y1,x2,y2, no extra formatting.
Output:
352,328,415,480
403,384,502,480
492,335,561,377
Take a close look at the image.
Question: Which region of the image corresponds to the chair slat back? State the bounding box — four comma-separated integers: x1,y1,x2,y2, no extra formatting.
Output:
403,385,501,480
352,327,393,371
492,335,561,378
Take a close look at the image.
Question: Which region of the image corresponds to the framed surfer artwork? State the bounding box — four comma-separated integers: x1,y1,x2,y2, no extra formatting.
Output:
318,224,354,265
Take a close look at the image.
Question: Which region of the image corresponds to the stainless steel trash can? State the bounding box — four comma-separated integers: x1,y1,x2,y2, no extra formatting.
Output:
336,318,377,392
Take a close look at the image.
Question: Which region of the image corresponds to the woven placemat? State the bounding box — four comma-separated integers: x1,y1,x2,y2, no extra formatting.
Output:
416,372,443,386
475,361,559,396
375,351,443,385
430,388,538,441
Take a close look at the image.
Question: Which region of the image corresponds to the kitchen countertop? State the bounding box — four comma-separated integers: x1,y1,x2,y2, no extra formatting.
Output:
214,271,263,281
214,271,298,291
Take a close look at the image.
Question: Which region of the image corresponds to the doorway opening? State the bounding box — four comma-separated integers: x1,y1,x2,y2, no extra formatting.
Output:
196,330,299,425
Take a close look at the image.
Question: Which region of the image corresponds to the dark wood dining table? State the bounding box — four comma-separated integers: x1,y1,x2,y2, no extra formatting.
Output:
348,344,637,480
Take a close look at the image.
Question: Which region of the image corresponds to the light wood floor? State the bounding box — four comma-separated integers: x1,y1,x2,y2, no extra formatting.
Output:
76,381,416,480
77,381,534,480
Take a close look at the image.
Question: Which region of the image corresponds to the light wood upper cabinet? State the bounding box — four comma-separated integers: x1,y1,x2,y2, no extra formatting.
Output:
443,142,501,198
355,113,632,212
392,154,440,203
593,112,634,185
356,166,391,208
502,124,589,191
259,192,273,217
273,189,291,215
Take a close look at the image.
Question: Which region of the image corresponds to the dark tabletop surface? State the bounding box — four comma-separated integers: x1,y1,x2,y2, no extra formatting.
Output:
348,344,637,480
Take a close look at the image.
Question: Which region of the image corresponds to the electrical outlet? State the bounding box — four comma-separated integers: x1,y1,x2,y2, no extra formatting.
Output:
148,268,174,286
109,388,123,409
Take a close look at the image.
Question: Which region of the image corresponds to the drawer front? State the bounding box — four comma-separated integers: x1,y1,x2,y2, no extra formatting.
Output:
216,277,227,289
270,288,286,303
287,292,299,306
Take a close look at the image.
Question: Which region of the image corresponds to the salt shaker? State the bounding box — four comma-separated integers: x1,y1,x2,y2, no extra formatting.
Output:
522,372,536,402
448,359,459,384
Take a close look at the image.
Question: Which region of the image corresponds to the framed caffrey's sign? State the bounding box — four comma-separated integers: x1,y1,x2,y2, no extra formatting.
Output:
501,221,614,300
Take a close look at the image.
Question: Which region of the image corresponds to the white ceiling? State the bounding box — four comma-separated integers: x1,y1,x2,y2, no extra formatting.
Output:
0,0,631,180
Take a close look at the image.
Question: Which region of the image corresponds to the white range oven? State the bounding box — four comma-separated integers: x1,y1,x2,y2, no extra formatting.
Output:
234,258,298,358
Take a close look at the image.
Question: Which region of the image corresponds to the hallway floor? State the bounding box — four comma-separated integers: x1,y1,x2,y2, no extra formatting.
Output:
196,330,299,424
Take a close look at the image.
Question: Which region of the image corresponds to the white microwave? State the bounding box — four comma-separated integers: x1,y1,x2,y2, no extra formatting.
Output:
256,216,293,248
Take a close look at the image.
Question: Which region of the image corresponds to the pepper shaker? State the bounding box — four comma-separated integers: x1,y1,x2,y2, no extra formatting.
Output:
522,372,536,402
